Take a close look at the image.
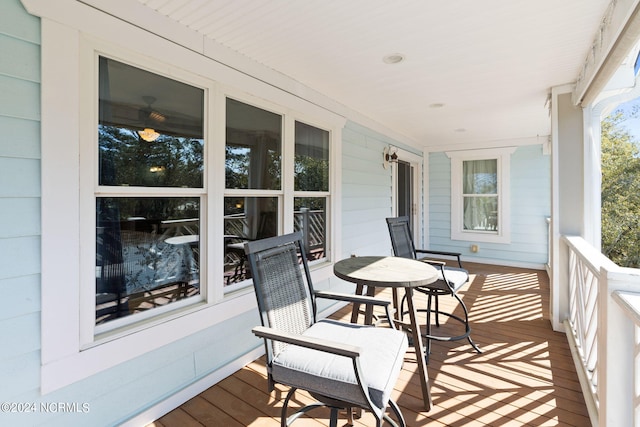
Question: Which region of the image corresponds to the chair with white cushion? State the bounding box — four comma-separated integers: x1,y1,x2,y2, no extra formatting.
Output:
386,216,482,363
245,232,407,427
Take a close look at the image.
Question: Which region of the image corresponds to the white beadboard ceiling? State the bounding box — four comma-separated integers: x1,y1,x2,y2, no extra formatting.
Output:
133,0,612,148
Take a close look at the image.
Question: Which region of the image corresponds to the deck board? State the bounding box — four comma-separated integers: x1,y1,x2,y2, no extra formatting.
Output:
151,263,590,426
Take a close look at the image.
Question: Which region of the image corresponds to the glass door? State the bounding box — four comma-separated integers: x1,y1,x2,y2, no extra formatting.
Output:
393,150,422,245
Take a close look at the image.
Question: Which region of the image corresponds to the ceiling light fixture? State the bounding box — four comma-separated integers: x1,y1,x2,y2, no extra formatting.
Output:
138,95,164,142
382,53,405,64
139,128,160,142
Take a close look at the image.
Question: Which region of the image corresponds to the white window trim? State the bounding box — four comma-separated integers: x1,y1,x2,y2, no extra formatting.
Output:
446,147,516,244
38,9,345,393
79,47,216,345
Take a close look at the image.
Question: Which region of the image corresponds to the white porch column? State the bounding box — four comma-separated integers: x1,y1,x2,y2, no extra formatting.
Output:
550,86,585,331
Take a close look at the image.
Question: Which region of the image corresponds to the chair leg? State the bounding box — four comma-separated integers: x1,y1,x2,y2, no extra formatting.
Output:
384,398,406,427
453,292,482,354
423,290,482,362
425,293,433,364
282,388,325,426
329,407,339,427
282,388,295,427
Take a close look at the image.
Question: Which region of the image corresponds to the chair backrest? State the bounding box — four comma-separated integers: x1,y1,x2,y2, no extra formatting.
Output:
386,216,417,260
244,232,316,355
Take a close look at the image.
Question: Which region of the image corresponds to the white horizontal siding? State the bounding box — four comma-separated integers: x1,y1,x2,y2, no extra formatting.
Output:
0,312,40,360
0,116,40,159
0,198,40,238
340,121,399,258
0,0,40,44
0,2,43,419
428,145,550,268
0,74,40,120
0,157,40,197
0,33,40,82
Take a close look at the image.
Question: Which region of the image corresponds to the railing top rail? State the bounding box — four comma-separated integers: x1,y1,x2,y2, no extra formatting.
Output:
562,235,618,273
612,291,640,327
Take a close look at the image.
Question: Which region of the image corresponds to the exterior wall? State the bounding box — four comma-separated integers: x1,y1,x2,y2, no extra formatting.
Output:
0,3,405,426
0,1,257,426
340,121,399,259
0,0,557,425
428,144,551,268
0,0,44,421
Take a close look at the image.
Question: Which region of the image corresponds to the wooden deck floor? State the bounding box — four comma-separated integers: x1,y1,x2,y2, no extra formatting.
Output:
150,263,589,426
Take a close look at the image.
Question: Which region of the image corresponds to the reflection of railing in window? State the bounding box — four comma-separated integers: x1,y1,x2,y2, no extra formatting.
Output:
293,208,325,260
223,210,326,285
95,218,200,325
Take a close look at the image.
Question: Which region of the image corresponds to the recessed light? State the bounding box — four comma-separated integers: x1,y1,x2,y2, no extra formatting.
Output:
429,103,445,108
383,53,405,64
454,128,467,132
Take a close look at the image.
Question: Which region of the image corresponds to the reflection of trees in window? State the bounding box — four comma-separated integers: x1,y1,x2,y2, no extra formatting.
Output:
99,125,203,188
295,121,329,192
224,137,281,190
294,155,328,192
225,98,282,190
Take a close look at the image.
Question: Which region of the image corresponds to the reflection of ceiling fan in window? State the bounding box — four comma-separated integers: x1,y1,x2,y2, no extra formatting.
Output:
138,96,166,142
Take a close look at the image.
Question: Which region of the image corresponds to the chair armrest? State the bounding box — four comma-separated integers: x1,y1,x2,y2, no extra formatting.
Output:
252,325,361,359
314,290,392,307
417,258,446,267
416,249,463,267
314,291,397,329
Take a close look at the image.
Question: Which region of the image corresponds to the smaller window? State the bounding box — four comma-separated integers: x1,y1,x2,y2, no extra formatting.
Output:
463,159,498,231
294,121,330,262
447,148,515,244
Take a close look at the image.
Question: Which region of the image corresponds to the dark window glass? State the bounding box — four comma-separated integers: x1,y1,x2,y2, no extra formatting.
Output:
95,197,200,325
295,122,329,191
223,197,278,285
225,98,282,190
98,57,204,188
294,197,326,261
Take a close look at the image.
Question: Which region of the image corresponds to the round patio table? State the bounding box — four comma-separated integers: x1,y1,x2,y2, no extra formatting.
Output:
334,255,438,411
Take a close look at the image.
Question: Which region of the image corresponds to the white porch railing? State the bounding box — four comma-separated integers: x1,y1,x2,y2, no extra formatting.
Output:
563,235,640,427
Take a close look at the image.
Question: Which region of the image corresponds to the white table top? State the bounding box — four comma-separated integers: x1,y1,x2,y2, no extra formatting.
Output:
164,235,199,245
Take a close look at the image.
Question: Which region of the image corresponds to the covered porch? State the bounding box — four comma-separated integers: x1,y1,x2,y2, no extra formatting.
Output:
5,0,640,426
151,262,590,426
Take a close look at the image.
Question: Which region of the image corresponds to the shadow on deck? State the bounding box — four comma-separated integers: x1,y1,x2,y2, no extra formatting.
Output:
150,262,589,427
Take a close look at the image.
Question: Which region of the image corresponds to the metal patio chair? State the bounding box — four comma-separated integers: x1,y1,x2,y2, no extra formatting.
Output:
386,216,482,363
245,232,408,427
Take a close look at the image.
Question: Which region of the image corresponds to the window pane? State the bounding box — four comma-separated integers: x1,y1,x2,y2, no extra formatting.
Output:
463,196,498,231
96,197,200,325
98,57,204,187
223,197,278,285
225,99,282,190
463,159,497,194
294,197,326,261
295,122,329,191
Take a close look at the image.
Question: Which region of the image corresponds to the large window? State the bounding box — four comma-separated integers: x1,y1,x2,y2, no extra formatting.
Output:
40,23,343,392
448,148,514,243
93,57,205,332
